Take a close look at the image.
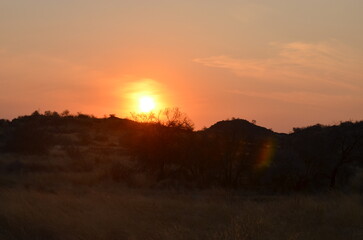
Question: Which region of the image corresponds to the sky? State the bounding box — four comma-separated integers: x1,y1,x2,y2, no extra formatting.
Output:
1,0,363,132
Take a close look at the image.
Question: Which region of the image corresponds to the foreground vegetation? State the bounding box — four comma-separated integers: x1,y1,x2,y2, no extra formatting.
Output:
0,186,362,240
0,110,362,192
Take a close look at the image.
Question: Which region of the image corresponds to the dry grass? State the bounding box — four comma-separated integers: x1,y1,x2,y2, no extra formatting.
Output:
0,187,362,240
1,152,362,240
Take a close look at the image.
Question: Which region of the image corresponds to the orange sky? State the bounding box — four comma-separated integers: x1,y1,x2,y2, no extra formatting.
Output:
1,1,363,132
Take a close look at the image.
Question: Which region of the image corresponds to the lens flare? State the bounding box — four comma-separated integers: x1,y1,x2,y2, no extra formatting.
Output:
256,139,276,168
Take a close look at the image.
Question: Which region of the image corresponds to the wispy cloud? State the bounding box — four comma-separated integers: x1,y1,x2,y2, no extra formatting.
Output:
227,89,359,109
194,40,363,95
193,40,363,125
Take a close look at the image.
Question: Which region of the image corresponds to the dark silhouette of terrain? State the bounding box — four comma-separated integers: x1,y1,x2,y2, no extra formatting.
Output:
207,118,276,139
0,110,362,192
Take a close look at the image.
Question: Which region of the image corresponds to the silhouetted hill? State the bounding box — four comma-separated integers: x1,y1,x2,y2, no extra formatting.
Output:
0,111,362,192
205,119,278,140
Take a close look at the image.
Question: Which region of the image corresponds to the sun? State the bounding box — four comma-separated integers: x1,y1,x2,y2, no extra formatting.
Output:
139,96,156,112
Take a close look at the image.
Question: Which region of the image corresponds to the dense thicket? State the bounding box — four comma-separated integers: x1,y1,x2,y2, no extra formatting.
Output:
0,111,362,192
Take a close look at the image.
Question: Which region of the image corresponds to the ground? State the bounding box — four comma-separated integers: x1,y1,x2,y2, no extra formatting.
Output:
0,185,362,240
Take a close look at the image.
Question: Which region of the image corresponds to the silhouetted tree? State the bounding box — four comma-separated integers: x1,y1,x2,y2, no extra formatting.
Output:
128,108,194,181
130,108,194,131
328,122,363,188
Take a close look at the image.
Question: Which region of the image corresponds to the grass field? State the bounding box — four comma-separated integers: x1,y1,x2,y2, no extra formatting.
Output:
0,185,362,240
0,149,362,240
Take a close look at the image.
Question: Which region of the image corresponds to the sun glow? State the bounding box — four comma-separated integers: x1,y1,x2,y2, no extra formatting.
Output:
119,78,170,116
139,96,156,112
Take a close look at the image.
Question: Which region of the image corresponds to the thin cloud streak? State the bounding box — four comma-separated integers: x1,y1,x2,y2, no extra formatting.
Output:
194,40,363,93
227,89,360,109
194,40,363,128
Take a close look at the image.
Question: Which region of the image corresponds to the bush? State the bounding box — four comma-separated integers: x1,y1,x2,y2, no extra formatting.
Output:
3,125,54,155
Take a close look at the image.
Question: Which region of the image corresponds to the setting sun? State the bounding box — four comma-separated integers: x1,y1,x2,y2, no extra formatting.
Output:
139,96,156,112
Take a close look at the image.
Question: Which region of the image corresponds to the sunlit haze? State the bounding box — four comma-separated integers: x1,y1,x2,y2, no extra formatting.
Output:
1,0,363,132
